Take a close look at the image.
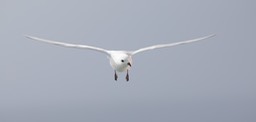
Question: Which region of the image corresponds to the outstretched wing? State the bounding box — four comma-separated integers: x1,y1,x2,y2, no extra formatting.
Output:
131,34,215,55
25,35,110,56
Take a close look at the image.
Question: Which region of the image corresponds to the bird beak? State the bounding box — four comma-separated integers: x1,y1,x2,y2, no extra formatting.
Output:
127,62,132,67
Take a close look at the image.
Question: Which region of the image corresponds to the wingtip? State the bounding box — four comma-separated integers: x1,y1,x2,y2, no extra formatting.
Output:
23,34,33,39
24,35,41,41
200,34,216,40
208,34,216,38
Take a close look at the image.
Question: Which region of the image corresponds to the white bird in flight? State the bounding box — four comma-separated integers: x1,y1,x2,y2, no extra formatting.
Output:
25,34,215,81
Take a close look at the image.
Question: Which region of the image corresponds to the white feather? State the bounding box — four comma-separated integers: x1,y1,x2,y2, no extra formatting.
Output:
131,34,215,55
25,35,110,56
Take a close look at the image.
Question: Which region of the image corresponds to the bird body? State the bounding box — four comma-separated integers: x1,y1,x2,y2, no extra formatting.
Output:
25,34,215,81
108,51,132,72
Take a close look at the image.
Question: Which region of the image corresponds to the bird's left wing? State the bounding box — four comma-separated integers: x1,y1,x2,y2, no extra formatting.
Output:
25,35,110,56
131,34,215,55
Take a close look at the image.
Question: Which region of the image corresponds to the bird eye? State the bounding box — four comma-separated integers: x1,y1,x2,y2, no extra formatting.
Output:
121,60,124,62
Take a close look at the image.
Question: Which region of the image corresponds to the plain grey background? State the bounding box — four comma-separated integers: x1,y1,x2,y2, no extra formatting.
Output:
1,0,255,122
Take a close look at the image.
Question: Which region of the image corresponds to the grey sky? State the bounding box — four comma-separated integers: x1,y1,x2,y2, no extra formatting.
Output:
1,0,256,122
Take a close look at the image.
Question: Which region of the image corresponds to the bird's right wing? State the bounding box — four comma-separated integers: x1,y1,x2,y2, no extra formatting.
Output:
131,34,215,55
25,35,110,56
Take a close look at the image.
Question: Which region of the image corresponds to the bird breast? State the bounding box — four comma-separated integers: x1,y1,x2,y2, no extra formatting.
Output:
110,58,130,72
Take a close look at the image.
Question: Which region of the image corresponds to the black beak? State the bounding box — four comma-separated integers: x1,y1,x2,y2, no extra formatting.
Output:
127,62,132,67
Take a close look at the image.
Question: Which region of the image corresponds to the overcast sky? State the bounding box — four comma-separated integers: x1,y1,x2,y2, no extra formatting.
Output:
1,0,256,122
